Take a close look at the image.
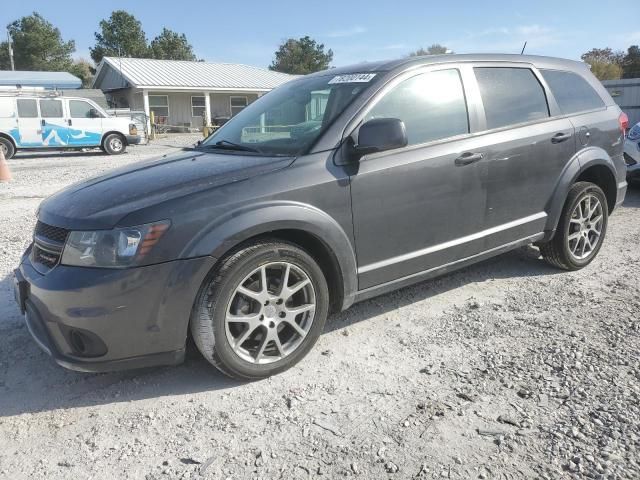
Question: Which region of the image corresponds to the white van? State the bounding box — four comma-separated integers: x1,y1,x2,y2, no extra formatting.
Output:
0,91,141,159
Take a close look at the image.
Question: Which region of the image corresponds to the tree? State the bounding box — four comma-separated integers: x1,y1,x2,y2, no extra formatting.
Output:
0,12,75,71
91,10,148,64
149,28,196,61
622,45,640,79
409,44,451,57
69,59,95,88
581,48,623,80
269,36,333,74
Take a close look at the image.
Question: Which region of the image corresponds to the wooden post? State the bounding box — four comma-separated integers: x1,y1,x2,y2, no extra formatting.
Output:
150,111,155,140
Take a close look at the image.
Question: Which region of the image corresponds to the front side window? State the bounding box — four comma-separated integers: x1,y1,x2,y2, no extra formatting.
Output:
540,69,605,115
230,96,248,117
17,99,38,118
474,67,549,129
191,96,206,117
202,73,381,156
149,95,169,118
39,99,63,118
364,68,469,146
69,100,96,118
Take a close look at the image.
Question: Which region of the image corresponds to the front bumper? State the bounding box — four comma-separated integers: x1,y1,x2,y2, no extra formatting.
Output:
14,249,215,372
126,134,142,145
624,138,640,181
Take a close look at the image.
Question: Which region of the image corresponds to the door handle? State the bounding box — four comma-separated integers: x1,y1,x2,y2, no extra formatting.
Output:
68,119,73,126
40,119,45,127
454,152,484,166
551,132,572,143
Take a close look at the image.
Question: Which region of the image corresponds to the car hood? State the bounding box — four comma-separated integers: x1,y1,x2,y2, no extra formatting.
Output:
38,149,294,230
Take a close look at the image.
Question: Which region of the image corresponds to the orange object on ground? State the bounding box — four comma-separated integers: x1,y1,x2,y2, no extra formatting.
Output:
0,149,12,182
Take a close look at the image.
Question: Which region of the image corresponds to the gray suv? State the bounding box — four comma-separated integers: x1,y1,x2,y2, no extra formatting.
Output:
14,54,628,379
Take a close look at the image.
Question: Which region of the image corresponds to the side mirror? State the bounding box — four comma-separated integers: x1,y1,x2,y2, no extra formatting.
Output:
351,117,407,160
89,108,100,118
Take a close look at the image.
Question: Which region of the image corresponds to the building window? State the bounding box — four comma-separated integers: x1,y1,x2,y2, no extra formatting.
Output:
191,96,206,118
230,96,248,117
149,95,169,119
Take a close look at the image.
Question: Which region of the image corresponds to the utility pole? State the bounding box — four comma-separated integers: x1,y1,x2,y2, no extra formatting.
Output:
7,28,15,70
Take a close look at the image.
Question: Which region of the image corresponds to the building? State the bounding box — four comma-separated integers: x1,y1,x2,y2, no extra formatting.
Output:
92,57,294,132
0,70,81,89
602,78,640,127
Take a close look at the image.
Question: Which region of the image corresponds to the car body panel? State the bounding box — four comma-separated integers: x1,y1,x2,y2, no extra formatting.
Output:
14,54,628,372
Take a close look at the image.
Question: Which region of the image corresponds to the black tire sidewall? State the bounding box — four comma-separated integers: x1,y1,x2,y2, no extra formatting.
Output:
0,138,15,159
203,243,329,379
558,183,608,269
103,134,125,155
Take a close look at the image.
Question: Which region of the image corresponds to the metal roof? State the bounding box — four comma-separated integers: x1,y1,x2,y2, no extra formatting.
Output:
95,57,294,91
0,70,81,89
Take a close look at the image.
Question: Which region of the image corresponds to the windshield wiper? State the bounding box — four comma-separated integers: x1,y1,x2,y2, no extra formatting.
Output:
201,139,262,153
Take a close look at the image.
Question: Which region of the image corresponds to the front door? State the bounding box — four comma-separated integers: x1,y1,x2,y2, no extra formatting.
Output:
16,98,42,147
66,99,103,146
39,98,69,146
350,67,487,289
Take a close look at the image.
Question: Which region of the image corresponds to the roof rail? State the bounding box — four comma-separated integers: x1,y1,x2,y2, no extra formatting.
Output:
0,86,63,97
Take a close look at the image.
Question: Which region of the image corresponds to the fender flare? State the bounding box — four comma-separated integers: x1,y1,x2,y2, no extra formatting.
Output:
544,146,616,233
182,200,359,311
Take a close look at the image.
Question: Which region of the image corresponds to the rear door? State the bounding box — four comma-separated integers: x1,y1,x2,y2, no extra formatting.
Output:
466,64,576,249
39,98,68,146
16,98,43,147
66,99,103,146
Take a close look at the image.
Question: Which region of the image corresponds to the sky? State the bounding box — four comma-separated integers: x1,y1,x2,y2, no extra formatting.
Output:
3,0,640,68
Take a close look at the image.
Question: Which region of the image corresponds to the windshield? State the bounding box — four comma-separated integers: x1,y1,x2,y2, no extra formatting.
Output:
200,73,380,156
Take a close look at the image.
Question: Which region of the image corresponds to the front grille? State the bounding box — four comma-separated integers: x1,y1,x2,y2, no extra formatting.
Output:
32,221,69,273
33,244,60,269
35,221,69,243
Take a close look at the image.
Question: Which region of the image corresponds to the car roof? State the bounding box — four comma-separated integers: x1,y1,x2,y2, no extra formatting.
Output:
307,54,588,77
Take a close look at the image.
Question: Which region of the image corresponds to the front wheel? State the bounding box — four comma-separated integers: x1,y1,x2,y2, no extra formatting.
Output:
540,181,608,270
0,137,15,159
190,240,329,380
103,133,126,155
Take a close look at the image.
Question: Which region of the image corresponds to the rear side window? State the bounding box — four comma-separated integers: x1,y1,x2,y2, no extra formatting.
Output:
17,99,38,118
39,99,63,118
474,67,549,130
365,68,469,146
540,69,605,115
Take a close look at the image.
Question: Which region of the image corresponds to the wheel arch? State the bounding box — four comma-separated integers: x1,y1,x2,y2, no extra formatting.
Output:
0,131,17,148
544,147,617,235
184,201,358,312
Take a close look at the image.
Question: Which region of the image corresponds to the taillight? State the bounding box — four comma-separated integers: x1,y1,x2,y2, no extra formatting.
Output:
619,112,629,138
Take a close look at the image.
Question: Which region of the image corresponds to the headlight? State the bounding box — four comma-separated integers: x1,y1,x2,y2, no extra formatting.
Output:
61,221,170,268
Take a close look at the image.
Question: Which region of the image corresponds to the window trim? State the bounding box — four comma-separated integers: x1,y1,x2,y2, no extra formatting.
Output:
191,95,206,118
229,95,248,116
148,94,170,118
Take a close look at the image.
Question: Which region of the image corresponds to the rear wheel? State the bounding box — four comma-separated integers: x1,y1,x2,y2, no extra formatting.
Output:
540,181,608,270
190,239,329,380
103,133,126,155
0,137,15,159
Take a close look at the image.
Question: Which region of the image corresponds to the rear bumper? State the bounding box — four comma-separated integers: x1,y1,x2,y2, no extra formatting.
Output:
126,134,142,145
14,251,215,372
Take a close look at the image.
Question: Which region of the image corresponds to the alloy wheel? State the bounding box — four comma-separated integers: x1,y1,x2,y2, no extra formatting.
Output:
224,262,316,364
110,137,123,152
567,194,604,260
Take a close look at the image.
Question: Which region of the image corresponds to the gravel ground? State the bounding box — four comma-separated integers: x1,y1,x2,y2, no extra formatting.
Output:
0,136,638,480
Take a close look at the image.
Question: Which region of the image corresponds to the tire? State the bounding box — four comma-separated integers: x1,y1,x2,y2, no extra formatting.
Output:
540,181,608,270
102,133,126,155
190,239,330,380
0,137,15,159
